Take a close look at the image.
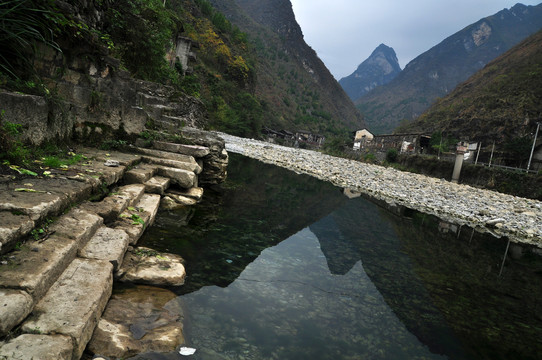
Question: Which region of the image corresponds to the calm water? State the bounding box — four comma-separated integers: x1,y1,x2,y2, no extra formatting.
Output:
133,154,542,360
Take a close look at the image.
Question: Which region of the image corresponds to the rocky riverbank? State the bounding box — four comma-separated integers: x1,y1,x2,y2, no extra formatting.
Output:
0,130,228,359
216,133,542,247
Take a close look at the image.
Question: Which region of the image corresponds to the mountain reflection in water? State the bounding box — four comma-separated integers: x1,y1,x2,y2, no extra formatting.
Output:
134,154,542,360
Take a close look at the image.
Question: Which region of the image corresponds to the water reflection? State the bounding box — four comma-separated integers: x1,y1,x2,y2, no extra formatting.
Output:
133,154,542,360
178,225,445,360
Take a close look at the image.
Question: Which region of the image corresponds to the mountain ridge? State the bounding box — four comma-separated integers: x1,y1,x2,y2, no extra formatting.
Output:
339,44,401,101
355,2,542,135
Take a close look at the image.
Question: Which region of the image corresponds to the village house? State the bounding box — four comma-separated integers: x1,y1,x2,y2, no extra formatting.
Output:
352,129,374,150
352,130,431,154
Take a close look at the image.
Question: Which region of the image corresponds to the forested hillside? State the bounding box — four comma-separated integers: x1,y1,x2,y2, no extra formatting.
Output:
0,0,363,141
397,30,542,148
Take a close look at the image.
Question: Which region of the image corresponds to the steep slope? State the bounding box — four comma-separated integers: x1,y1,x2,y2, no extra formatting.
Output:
356,3,542,134
208,0,365,135
398,30,542,145
339,44,401,101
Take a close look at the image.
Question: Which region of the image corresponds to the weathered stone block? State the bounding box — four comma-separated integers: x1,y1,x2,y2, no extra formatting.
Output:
153,140,210,158
124,164,156,184
142,155,201,174
79,226,130,270
0,289,34,336
0,212,34,254
144,176,171,195
0,235,82,301
88,285,184,359
134,146,195,163
22,258,113,360
49,208,103,246
116,247,186,287
80,184,145,223
155,166,196,189
0,334,73,360
111,194,161,245
169,187,204,201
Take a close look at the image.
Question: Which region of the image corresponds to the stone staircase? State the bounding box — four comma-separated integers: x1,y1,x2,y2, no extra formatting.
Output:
0,141,218,359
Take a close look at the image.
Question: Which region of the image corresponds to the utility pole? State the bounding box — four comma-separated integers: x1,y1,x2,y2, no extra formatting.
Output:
527,122,541,172
475,142,482,165
488,141,495,168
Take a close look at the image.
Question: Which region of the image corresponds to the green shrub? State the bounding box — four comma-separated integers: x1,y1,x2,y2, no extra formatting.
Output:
386,148,398,163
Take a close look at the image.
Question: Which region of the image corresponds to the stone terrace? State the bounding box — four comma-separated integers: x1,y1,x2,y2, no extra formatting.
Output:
0,140,224,360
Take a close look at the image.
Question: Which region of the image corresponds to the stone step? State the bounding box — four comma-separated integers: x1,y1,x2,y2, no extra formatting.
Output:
0,211,35,254
111,194,161,245
124,164,157,184
0,208,103,302
0,178,93,222
21,258,113,360
155,166,197,189
0,334,73,360
153,140,210,158
144,176,171,195
78,147,142,167
0,208,103,337
142,155,201,174
168,187,204,201
133,146,197,166
0,289,34,337
79,226,130,270
79,184,146,223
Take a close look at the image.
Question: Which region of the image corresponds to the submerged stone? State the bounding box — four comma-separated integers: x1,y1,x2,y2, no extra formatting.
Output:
116,247,186,287
88,284,184,359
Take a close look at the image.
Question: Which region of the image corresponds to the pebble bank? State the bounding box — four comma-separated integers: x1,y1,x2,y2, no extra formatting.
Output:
217,132,542,247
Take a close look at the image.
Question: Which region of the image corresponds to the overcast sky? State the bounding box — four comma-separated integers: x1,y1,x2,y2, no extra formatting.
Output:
290,0,542,80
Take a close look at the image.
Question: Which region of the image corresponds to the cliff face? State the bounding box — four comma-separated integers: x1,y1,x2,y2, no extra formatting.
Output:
356,3,542,134
209,0,365,134
339,44,401,101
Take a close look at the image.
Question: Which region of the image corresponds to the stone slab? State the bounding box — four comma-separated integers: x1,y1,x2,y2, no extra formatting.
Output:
0,289,34,336
112,194,161,245
0,334,73,360
78,147,142,166
79,226,130,270
134,146,195,163
168,187,204,201
142,155,201,174
166,194,197,206
49,208,104,245
144,176,171,195
79,184,145,223
153,140,210,158
0,235,79,301
155,166,196,189
0,211,34,254
0,176,92,222
0,184,66,222
22,258,113,360
117,247,186,286
124,164,156,184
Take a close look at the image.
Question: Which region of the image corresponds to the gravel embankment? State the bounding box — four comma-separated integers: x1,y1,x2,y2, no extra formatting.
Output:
216,132,542,247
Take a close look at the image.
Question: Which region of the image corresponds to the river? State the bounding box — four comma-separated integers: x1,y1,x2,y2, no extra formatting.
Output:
129,153,542,359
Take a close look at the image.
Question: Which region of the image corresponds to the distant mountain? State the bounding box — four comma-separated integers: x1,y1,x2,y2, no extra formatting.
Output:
356,3,542,134
397,29,542,146
339,44,401,101
208,0,365,135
